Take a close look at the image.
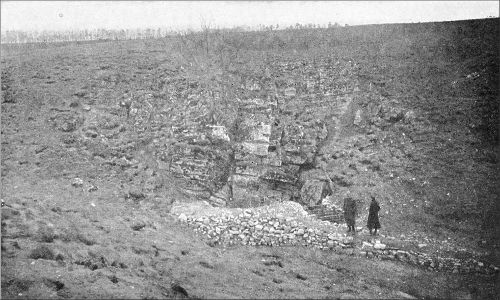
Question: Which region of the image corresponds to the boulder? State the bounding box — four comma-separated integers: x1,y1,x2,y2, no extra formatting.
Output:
403,110,416,124
209,196,226,207
178,214,188,222
353,109,362,126
284,87,296,97
362,242,373,249
395,291,417,299
71,178,84,187
208,125,230,142
381,105,404,123
300,180,327,207
282,153,307,165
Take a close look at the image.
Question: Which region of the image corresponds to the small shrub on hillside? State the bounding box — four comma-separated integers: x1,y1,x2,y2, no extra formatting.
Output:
55,253,65,261
29,245,55,260
126,189,146,201
59,229,74,242
4,278,34,293
59,227,96,245
36,226,57,243
76,233,96,246
109,275,119,284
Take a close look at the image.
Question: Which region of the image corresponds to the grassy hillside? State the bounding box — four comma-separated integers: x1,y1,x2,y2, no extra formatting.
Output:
1,18,499,299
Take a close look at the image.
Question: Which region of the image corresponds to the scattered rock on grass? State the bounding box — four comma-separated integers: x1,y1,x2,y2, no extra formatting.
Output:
178,213,188,222
131,222,146,231
34,145,48,154
273,278,283,284
126,189,146,201
199,261,214,269
296,273,307,280
354,110,362,126
71,178,84,187
395,291,417,299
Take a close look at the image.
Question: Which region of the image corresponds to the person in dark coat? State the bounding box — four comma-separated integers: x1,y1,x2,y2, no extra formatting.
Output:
367,196,381,235
343,197,357,233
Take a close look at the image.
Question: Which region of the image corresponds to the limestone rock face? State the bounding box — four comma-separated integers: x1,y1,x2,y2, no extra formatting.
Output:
239,142,269,156
165,58,359,208
209,184,230,207
249,124,271,143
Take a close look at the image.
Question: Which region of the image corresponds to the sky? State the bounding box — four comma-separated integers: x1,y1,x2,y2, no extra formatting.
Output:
1,1,498,32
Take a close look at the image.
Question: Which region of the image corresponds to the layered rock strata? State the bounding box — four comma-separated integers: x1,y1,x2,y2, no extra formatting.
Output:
163,58,360,211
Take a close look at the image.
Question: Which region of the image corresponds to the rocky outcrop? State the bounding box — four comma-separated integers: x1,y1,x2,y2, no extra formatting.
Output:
148,57,360,208
231,97,279,207
226,58,359,207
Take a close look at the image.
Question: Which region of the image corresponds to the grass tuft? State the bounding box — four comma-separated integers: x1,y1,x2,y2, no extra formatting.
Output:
29,245,55,260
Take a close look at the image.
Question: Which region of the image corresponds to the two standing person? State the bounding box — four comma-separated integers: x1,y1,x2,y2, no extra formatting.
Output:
343,195,381,235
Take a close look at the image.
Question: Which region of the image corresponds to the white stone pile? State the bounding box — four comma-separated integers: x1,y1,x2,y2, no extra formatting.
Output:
176,207,498,276
178,210,354,250
359,242,498,275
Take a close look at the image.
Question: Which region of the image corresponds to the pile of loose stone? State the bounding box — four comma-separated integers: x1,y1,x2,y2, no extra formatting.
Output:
359,242,498,275
178,209,354,249
175,203,499,276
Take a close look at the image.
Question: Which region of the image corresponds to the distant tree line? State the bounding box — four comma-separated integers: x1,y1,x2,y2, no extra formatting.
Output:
1,28,173,44
0,22,344,44
3,19,490,47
